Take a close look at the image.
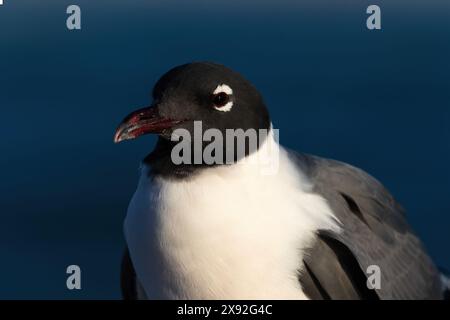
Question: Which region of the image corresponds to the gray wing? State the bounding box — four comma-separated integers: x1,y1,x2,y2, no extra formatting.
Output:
121,248,138,300
290,151,442,299
121,247,148,300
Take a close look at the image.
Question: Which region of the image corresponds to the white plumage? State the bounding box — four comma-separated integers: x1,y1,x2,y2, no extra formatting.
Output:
124,130,340,299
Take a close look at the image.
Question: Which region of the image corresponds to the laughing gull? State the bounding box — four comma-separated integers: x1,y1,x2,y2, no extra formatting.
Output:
115,62,448,300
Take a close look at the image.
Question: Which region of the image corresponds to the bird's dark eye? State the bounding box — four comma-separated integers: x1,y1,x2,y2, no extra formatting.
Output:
212,92,230,107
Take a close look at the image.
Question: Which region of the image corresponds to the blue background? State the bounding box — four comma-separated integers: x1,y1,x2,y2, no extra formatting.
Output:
0,0,449,299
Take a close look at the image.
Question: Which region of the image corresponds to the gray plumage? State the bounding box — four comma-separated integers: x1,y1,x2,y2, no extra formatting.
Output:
292,151,443,299
117,62,446,300
122,150,445,299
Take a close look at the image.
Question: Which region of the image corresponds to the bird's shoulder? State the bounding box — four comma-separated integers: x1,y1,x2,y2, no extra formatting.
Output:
287,150,408,233
287,150,442,299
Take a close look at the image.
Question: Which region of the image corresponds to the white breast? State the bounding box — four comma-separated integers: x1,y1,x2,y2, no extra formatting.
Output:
124,133,339,299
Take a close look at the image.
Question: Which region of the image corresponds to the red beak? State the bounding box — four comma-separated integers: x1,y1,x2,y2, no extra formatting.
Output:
114,106,182,143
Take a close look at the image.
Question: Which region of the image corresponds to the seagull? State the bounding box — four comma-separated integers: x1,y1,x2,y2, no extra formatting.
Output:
115,62,449,300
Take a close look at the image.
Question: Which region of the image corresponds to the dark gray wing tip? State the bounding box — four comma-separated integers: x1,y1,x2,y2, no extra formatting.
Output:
300,232,380,300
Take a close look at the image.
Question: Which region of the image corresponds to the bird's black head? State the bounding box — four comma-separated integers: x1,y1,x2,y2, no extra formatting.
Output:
114,62,271,176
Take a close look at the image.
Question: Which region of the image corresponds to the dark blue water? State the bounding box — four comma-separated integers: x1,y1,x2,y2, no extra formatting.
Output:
0,0,449,299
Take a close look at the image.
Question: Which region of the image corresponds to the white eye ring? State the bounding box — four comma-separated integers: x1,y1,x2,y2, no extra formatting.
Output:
214,84,233,95
213,84,233,112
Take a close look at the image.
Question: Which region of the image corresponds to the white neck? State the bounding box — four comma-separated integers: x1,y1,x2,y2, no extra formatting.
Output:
124,131,339,299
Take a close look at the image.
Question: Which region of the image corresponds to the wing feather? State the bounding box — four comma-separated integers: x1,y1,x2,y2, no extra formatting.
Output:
291,151,442,299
